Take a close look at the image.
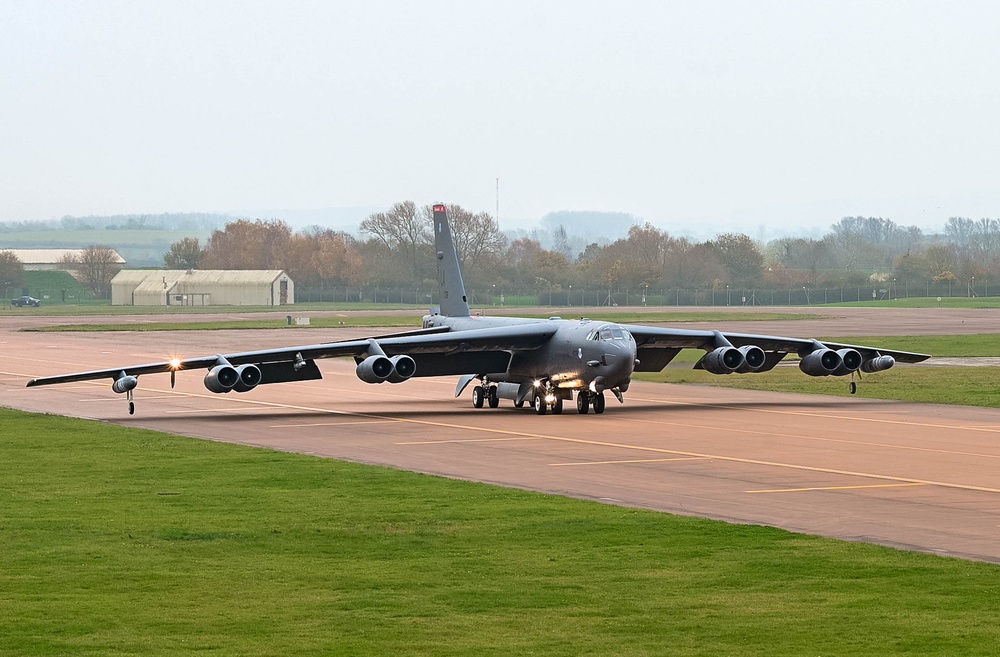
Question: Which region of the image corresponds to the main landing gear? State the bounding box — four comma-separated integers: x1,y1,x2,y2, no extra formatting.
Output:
471,384,499,409
533,390,563,415
575,390,605,414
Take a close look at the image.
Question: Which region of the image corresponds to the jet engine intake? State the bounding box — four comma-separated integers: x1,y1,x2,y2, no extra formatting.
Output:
112,375,138,394
735,345,766,373
831,348,863,376
386,355,416,383
702,346,745,375
356,355,394,384
798,348,842,377
204,364,240,393
232,364,263,392
860,354,895,373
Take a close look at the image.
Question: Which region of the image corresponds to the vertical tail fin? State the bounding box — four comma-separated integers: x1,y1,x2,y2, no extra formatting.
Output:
432,204,471,317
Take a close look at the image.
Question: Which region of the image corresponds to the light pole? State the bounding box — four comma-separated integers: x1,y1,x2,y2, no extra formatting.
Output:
726,284,730,306
803,286,810,304
568,285,572,307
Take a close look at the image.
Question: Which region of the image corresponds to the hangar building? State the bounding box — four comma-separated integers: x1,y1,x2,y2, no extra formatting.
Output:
2,248,126,271
111,270,293,306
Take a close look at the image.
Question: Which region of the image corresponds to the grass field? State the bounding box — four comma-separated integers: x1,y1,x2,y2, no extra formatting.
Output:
24,311,814,332
636,365,1000,407
2,407,999,656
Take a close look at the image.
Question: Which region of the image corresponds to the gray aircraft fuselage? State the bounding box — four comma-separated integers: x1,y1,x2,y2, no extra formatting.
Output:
423,313,637,396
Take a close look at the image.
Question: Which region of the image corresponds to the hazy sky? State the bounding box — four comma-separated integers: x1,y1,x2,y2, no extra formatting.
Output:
2,1,999,237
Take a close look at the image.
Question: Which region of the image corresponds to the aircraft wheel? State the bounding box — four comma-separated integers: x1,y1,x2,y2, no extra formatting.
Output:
514,398,525,408
128,401,135,416
533,394,547,415
552,396,563,414
488,386,500,408
577,391,590,414
850,381,857,395
593,391,606,414
472,385,485,408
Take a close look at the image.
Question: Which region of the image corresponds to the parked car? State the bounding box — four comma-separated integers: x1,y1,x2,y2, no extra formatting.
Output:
11,295,41,307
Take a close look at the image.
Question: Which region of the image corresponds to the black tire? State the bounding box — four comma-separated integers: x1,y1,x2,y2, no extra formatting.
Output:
593,391,606,414
488,386,500,408
472,385,484,408
514,398,525,408
577,391,590,414
533,394,547,415
552,396,563,414
849,381,857,395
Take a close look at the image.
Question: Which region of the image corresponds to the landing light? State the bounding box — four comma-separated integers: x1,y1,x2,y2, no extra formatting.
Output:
169,358,182,370
533,379,542,388
545,394,556,403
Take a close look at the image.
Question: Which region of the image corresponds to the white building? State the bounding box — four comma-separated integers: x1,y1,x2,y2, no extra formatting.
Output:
2,248,126,271
111,270,293,306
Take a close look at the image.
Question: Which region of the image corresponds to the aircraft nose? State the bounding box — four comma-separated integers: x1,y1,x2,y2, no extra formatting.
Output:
606,341,636,379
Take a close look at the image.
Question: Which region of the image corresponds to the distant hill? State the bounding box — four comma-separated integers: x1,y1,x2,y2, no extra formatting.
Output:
540,211,638,241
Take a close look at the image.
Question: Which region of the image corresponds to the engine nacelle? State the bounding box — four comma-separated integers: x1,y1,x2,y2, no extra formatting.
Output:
112,375,138,394
831,348,863,376
702,346,745,375
860,355,895,373
356,355,394,384
386,355,416,383
798,348,842,377
204,364,240,393
735,345,766,373
232,364,263,392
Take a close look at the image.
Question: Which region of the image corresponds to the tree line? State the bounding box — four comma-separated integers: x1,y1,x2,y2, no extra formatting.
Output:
7,207,1000,303
161,205,1000,296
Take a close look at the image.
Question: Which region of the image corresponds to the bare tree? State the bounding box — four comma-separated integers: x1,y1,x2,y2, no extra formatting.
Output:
62,246,123,298
0,250,25,295
360,201,429,281
426,204,508,282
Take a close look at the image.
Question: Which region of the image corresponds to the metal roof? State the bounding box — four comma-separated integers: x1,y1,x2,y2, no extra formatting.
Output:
112,270,288,286
2,248,126,264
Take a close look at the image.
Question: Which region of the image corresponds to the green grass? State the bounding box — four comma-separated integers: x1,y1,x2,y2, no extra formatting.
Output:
23,310,812,331
826,296,1000,308
636,366,1000,407
2,407,999,656
636,334,1000,405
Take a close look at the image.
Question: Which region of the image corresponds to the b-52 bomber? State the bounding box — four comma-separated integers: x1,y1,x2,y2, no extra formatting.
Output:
27,204,930,415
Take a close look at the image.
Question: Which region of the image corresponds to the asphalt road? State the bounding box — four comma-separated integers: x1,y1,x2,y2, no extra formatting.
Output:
3,307,1000,562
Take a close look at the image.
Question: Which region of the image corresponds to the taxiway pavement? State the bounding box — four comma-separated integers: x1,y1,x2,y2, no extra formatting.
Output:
2,308,999,562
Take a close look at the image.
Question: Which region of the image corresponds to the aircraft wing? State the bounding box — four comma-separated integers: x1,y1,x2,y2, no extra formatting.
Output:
622,325,930,372
26,322,560,387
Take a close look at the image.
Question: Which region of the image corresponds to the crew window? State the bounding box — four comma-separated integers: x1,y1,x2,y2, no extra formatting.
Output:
600,330,613,341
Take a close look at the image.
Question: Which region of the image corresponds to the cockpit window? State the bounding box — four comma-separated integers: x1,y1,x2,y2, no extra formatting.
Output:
593,324,633,342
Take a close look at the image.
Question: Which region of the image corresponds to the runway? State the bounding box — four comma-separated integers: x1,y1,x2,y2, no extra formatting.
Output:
3,310,1000,563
